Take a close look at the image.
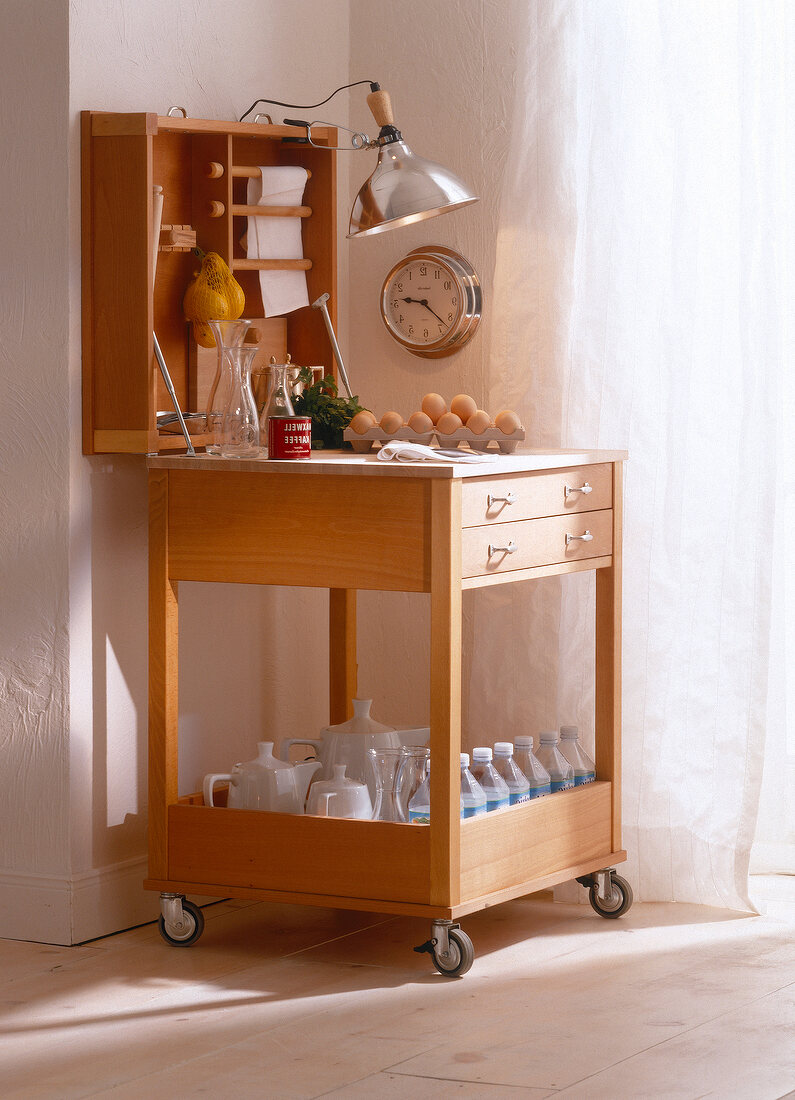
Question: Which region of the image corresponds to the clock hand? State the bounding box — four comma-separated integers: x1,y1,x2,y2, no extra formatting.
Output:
399,297,447,327
418,299,446,325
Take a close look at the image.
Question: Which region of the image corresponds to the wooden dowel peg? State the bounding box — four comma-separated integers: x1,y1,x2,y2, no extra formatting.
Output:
207,200,225,218
231,204,312,218
158,224,197,252
206,161,225,179
231,258,313,271
231,165,312,180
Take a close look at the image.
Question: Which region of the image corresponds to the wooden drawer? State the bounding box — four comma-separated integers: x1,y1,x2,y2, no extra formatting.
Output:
461,464,612,527
462,508,613,578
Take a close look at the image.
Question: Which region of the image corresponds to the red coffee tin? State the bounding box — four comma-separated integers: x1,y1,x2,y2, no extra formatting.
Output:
267,416,312,460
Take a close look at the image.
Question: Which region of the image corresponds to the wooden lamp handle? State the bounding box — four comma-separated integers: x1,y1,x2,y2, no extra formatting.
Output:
366,87,395,128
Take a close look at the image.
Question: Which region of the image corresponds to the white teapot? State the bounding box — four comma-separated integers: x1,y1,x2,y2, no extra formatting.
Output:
203,741,321,814
282,699,403,801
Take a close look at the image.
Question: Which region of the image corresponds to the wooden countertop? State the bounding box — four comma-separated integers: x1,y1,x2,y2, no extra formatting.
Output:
147,448,628,480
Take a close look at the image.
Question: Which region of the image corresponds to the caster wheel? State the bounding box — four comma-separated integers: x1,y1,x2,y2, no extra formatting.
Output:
158,899,205,946
431,929,475,977
589,873,633,919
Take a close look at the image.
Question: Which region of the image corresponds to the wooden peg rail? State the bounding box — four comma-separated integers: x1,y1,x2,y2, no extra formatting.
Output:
231,258,313,271
207,203,313,219
206,161,313,181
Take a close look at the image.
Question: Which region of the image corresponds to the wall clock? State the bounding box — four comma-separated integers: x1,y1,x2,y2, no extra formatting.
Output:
380,245,482,358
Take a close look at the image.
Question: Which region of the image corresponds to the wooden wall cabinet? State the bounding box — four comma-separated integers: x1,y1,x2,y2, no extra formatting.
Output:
81,111,338,454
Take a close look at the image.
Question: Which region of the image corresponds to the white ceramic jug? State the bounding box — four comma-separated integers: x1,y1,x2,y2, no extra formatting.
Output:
203,742,321,814
305,764,373,819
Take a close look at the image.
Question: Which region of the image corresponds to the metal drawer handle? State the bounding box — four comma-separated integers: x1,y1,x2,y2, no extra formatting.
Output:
488,540,518,556
487,491,516,507
566,530,594,545
565,482,593,498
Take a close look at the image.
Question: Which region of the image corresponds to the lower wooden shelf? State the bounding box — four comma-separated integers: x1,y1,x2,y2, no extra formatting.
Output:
147,782,622,920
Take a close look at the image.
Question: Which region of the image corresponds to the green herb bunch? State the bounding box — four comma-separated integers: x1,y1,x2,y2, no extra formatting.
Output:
292,367,367,450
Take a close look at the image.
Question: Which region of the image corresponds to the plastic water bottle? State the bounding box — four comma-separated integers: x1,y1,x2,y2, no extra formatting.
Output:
460,753,487,818
513,736,552,798
558,725,596,785
534,731,574,792
470,747,510,812
492,742,531,806
408,762,431,823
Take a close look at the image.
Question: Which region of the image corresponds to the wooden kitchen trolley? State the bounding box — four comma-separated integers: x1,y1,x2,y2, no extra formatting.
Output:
145,449,630,975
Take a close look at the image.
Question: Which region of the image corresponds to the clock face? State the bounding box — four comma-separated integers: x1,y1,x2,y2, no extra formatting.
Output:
380,247,482,358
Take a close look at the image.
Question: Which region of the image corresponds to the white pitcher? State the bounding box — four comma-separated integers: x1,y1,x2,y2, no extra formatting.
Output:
203,741,321,814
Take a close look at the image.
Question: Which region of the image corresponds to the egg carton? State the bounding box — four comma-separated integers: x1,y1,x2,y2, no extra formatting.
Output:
344,424,525,454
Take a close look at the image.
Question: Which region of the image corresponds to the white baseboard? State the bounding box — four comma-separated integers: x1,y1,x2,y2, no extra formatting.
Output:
0,857,160,945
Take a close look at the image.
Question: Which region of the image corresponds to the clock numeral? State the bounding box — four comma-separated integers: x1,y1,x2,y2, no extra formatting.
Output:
392,300,399,309
408,325,414,335
451,296,457,306
438,324,444,333
419,265,427,277
444,280,451,290
399,314,404,324
423,328,429,338
448,312,453,322
397,282,403,291
434,269,440,279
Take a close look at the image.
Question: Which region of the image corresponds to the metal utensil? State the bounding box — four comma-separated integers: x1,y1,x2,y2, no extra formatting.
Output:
311,292,353,399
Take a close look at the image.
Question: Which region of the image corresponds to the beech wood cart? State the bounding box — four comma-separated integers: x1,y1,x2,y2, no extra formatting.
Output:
81,111,631,976
145,450,631,975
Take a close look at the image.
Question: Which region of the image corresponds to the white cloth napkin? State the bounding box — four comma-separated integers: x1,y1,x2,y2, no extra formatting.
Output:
376,441,498,463
246,166,309,316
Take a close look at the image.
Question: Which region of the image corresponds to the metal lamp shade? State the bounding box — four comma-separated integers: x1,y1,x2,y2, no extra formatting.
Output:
348,139,478,238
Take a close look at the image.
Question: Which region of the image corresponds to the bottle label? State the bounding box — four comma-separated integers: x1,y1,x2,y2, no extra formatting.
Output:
461,802,486,819
528,783,552,798
509,790,531,806
573,771,596,786
550,778,574,792
486,795,510,812
409,809,430,824
267,417,312,460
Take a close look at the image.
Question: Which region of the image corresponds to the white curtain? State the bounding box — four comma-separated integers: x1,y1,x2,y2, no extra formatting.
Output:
477,0,793,910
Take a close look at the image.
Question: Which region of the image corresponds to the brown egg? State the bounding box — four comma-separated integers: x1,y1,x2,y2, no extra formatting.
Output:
466,409,492,435
379,410,404,434
450,393,477,422
494,409,522,434
421,392,447,424
349,410,377,434
407,410,434,434
436,411,463,435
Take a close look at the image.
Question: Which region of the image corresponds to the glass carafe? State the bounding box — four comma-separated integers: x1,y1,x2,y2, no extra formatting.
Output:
368,746,407,823
259,356,296,457
397,746,430,819
204,318,252,454
220,345,261,458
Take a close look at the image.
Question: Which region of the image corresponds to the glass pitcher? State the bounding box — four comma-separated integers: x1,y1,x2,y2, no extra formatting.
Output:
368,746,408,823
204,318,252,454
397,746,430,819
220,345,261,458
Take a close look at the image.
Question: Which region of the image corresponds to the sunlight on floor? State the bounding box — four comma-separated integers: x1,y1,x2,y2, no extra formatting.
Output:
1,893,793,1099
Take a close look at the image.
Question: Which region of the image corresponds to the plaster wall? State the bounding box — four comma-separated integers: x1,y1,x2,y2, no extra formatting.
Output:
346,1,524,728
1,0,523,944
1,0,351,944
0,0,72,942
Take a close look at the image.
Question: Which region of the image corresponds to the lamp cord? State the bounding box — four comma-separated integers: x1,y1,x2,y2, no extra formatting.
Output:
239,81,379,123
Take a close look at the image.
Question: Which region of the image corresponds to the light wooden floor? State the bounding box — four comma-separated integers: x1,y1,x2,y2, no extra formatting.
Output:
1,883,794,1099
